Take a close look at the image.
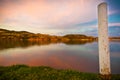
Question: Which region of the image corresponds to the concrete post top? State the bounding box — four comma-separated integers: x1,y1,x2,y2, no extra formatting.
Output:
98,2,107,7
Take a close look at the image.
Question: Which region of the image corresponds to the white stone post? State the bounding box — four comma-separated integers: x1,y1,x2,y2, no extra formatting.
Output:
98,2,111,75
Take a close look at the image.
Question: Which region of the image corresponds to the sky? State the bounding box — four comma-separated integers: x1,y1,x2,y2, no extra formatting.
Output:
0,0,120,36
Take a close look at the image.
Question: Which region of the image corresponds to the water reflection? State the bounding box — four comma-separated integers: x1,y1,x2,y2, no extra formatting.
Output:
0,40,120,74
0,39,94,50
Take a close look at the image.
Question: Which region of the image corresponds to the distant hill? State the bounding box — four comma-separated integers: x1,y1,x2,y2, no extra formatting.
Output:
0,28,96,41
0,28,9,32
0,28,97,49
0,28,119,42
0,28,119,50
0,28,32,34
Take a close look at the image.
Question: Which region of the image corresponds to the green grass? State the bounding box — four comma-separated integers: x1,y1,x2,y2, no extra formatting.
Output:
0,65,120,80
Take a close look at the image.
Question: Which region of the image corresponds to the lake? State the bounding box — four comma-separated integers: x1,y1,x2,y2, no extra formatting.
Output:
0,41,120,74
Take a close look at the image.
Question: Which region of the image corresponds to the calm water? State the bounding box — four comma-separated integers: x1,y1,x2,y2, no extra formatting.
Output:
0,41,120,74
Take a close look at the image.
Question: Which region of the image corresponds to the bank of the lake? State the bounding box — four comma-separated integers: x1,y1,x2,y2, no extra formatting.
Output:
0,65,120,80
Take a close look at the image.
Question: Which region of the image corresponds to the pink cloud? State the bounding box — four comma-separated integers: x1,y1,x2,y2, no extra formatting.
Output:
0,0,105,34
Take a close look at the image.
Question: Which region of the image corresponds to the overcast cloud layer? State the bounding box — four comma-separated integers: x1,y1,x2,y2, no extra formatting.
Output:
0,0,120,36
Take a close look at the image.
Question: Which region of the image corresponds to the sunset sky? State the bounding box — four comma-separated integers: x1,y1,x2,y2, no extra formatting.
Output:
0,0,120,36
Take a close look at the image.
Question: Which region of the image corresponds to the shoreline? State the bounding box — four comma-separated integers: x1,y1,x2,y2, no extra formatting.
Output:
0,65,120,80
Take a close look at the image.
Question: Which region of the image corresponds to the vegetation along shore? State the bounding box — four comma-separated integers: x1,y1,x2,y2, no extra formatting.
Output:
0,65,120,80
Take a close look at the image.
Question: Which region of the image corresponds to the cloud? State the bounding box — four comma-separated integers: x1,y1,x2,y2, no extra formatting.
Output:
108,23,120,27
0,0,105,35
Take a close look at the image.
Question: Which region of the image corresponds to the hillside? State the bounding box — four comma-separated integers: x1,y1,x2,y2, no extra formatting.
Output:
0,28,96,42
